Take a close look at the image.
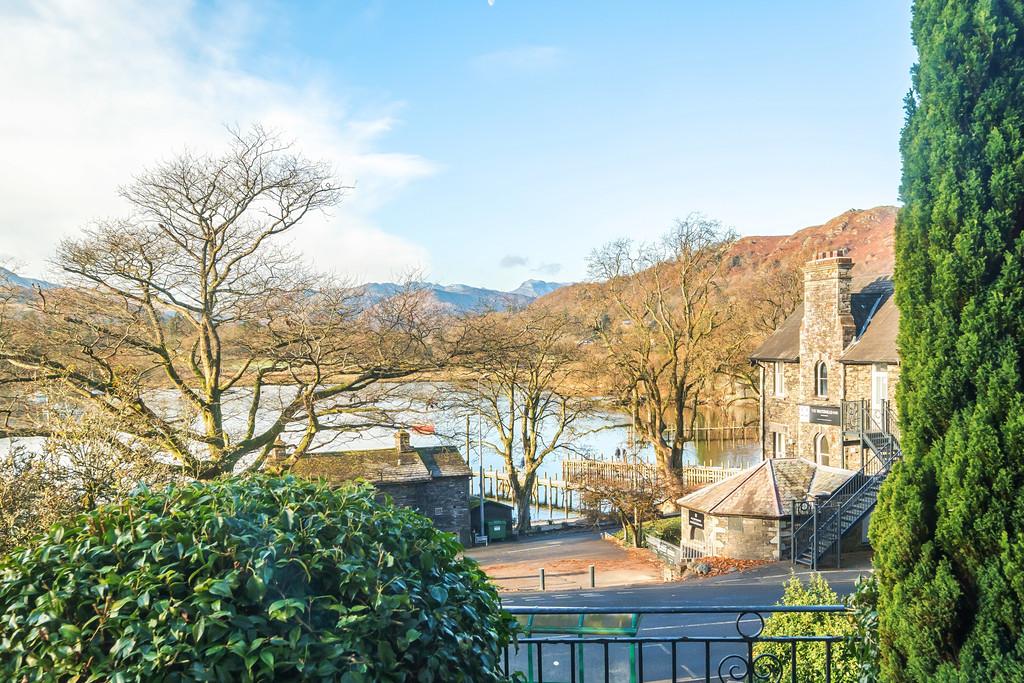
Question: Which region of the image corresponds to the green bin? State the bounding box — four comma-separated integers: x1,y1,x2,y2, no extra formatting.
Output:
486,519,508,541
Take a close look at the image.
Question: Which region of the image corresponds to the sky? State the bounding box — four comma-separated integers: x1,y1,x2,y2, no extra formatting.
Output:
0,1,915,290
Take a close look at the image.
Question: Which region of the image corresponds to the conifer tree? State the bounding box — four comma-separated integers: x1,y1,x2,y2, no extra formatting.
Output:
872,1,1024,679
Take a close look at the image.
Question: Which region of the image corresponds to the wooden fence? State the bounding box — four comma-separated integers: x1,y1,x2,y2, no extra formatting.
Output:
689,425,759,443
561,460,743,490
475,459,748,516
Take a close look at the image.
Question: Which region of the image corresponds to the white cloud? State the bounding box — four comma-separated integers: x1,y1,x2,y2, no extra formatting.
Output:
0,0,434,282
472,45,564,73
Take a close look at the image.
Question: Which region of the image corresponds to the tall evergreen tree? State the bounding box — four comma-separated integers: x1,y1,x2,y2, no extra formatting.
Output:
872,1,1024,679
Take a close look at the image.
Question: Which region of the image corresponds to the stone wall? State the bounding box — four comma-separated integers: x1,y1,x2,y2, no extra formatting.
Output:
796,253,852,465
763,361,801,458
376,476,472,545
686,510,783,561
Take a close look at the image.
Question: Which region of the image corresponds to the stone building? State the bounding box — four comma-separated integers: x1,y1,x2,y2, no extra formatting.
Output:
750,250,899,469
677,458,852,561
288,431,473,545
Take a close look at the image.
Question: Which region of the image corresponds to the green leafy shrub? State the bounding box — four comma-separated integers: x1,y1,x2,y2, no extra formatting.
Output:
754,574,857,683
0,476,517,682
846,574,880,683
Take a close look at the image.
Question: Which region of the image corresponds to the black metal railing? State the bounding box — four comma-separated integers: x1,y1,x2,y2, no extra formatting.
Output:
502,605,853,683
791,401,901,569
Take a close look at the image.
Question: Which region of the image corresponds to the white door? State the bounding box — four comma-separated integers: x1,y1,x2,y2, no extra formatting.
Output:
871,364,889,429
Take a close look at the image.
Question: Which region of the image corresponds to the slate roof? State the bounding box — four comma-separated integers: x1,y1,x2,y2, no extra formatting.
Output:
676,458,854,519
840,295,899,364
749,302,803,362
750,275,897,364
291,446,471,486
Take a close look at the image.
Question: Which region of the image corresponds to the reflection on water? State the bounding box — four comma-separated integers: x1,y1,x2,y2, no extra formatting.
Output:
464,412,760,481
464,412,761,523
1,383,762,526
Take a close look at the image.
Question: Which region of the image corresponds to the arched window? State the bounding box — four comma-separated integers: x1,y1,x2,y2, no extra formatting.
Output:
815,433,830,466
815,361,828,397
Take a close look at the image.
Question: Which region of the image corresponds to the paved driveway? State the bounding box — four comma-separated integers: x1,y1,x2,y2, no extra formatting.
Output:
466,530,665,591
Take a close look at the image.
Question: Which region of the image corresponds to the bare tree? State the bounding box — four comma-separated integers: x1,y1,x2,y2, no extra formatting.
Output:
0,401,179,553
0,126,451,478
442,309,595,534
584,214,735,492
719,263,804,400
574,453,671,548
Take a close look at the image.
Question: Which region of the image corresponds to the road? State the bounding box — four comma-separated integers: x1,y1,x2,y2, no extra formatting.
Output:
491,536,871,682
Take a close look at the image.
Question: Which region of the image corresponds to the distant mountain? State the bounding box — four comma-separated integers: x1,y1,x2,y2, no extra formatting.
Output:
357,279,571,312
0,267,56,290
510,279,568,299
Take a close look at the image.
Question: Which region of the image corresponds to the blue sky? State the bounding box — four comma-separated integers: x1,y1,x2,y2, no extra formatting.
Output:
0,1,913,290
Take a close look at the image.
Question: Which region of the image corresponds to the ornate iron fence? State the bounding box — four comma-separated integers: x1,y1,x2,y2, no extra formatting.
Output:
503,605,852,682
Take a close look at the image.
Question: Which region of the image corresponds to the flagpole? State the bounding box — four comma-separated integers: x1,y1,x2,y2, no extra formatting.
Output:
478,400,485,539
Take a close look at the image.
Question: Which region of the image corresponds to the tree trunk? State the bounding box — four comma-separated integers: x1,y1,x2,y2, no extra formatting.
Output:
514,472,536,535
652,441,687,502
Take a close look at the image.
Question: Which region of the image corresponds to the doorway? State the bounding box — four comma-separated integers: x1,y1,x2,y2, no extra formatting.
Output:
871,364,889,430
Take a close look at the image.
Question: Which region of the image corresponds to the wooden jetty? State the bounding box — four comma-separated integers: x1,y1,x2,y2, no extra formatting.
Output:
473,467,577,518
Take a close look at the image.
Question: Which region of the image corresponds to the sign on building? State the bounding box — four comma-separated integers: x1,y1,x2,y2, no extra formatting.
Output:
688,510,705,529
799,404,841,426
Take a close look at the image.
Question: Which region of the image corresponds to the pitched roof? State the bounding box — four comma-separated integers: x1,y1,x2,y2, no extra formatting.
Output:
750,302,803,362
749,275,896,363
676,458,854,518
840,295,899,363
291,446,471,486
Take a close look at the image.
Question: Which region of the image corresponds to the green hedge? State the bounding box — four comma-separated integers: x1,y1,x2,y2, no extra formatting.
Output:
643,516,682,545
0,476,517,682
873,1,1024,678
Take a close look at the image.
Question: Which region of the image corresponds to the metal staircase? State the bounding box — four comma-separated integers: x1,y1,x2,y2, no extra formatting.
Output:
790,399,901,569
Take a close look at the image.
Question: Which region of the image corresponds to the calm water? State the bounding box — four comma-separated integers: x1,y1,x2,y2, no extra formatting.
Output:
1,383,761,506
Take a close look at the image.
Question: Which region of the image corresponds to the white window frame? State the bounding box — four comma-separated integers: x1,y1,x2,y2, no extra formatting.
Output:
773,361,785,397
815,361,828,398
871,363,889,422
814,432,830,465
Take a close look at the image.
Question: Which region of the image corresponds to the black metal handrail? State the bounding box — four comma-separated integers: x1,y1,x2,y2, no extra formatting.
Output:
503,605,853,683
791,401,901,567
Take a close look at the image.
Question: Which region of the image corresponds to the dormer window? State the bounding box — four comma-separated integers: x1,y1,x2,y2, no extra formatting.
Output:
815,362,828,398
773,361,785,397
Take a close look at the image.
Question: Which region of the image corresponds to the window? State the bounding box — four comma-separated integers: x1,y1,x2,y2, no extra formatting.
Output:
815,361,828,397
773,361,785,397
815,433,830,466
728,517,744,532
772,431,786,458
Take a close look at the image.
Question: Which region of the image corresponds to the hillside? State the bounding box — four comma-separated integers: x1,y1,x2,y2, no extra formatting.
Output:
724,205,896,278
534,205,897,310
0,268,56,290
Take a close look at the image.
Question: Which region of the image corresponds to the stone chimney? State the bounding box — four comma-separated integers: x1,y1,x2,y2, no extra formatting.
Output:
395,430,412,461
265,435,288,474
799,249,856,400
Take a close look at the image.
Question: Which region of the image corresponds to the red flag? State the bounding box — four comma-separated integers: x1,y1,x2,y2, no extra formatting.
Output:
411,424,435,435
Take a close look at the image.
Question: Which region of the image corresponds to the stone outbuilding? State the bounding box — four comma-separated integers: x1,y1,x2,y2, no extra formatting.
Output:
676,458,853,561
289,430,473,545
751,250,900,469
